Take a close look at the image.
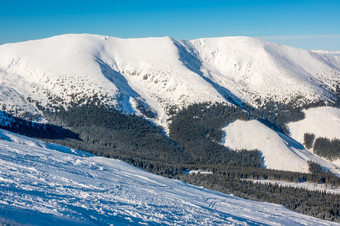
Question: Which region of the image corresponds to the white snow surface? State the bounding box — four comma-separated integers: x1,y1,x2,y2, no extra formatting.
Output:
0,129,337,225
0,34,340,128
288,106,340,144
287,106,340,166
222,120,340,175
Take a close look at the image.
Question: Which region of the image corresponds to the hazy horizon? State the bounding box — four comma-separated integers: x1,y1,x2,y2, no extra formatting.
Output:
1,0,339,51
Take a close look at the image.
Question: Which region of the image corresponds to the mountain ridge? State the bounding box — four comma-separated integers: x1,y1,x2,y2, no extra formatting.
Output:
0,33,340,175
1,33,339,127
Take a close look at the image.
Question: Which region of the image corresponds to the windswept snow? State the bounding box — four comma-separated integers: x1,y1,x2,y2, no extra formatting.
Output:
222,120,340,175
0,34,340,128
0,128,337,225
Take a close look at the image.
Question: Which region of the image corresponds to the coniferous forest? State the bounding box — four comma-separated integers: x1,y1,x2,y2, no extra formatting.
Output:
0,100,339,222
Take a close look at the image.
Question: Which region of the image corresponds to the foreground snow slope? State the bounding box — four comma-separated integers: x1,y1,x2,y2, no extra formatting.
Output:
0,34,339,128
222,120,340,175
0,129,336,225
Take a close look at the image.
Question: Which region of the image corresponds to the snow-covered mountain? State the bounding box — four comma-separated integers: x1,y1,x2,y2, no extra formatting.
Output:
0,129,336,225
0,34,339,128
0,34,340,175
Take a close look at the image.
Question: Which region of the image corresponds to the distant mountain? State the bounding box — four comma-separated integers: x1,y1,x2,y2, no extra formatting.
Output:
0,34,339,174
0,34,339,128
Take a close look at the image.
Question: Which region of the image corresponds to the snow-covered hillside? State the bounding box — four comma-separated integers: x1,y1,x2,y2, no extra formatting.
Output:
287,106,340,166
288,106,340,144
186,37,340,105
0,129,337,225
0,34,339,128
222,120,340,175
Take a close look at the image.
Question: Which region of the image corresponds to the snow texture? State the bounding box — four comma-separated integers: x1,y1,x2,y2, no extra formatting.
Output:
0,128,337,225
222,120,340,175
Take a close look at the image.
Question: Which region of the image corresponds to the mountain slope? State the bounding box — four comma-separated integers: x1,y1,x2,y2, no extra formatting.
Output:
288,106,340,144
0,129,337,225
0,34,225,128
1,34,340,177
0,34,339,128
287,106,340,165
185,36,340,105
222,119,340,175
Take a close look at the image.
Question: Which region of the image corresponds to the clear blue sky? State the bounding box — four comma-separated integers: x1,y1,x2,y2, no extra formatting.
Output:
1,0,339,50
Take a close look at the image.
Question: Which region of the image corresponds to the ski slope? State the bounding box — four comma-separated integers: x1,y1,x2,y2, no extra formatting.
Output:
222,120,340,175
0,128,337,225
0,34,339,128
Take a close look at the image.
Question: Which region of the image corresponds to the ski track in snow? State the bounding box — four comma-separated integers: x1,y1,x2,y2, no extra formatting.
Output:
0,128,338,225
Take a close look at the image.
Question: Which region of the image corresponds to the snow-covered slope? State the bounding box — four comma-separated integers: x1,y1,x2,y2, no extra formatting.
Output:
0,34,339,127
185,37,340,105
222,120,340,175
287,106,340,166
0,129,336,225
0,34,225,127
288,106,340,144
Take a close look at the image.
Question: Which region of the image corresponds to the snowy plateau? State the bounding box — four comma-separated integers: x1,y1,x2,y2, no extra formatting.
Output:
0,129,337,225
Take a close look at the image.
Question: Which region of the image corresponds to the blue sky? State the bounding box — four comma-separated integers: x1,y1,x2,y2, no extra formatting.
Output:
1,0,339,50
